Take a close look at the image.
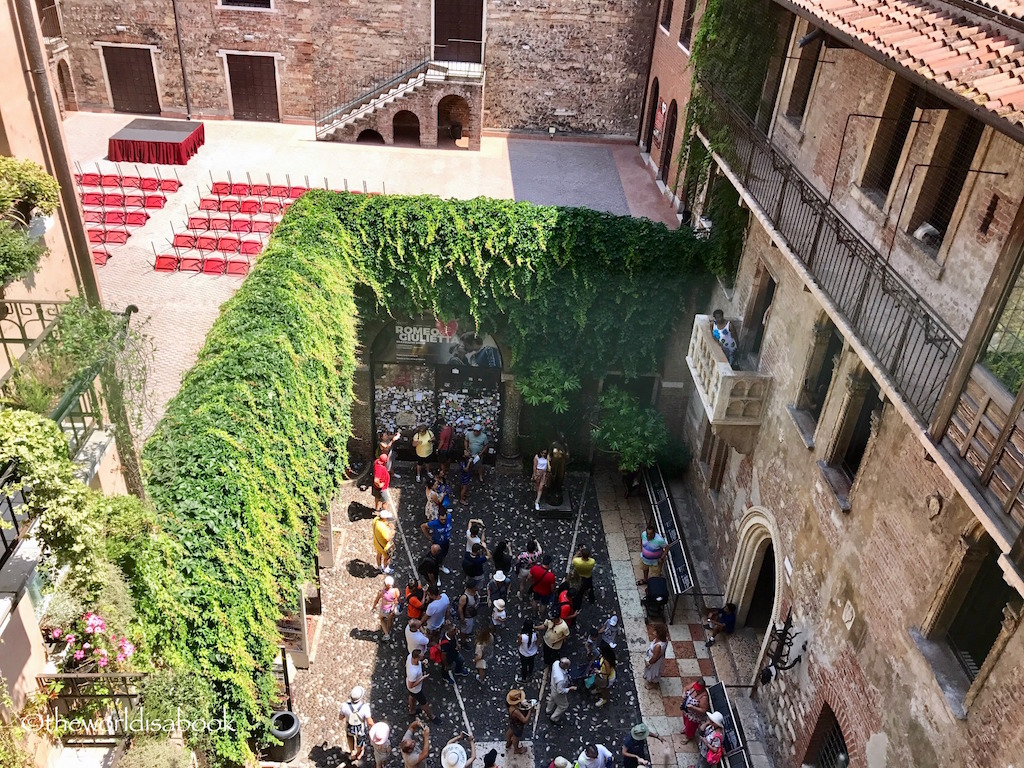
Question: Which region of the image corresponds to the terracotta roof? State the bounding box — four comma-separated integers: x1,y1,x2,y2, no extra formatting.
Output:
786,0,1024,129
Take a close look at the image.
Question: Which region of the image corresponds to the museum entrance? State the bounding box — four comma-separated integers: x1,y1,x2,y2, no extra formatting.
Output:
370,319,503,464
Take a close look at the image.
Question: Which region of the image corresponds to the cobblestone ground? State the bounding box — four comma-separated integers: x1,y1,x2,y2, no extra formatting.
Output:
291,467,643,768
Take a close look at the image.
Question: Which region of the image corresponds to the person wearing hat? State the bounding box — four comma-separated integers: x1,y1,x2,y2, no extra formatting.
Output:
373,510,396,575
545,657,576,724
412,424,435,483
373,575,401,639
576,743,613,768
693,712,725,768
465,423,489,482
400,719,430,768
372,453,392,512
504,689,535,755
487,569,510,607
482,748,499,768
440,732,476,768
548,758,571,768
370,721,392,768
680,680,710,742
491,598,507,630
621,724,664,768
340,686,375,761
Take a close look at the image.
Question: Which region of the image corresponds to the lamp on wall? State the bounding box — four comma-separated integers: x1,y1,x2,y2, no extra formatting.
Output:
114,24,127,32
548,126,556,139
758,606,805,685
243,34,255,42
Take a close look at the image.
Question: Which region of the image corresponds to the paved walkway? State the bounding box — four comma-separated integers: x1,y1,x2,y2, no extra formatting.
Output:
61,113,679,438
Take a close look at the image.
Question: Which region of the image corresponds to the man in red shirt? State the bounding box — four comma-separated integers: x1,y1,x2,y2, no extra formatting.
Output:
437,418,455,475
557,588,580,626
528,554,557,620
372,454,391,512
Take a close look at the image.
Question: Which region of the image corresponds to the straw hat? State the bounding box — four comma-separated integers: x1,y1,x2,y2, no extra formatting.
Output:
493,599,506,610
369,722,390,745
506,689,525,706
707,711,725,727
441,744,468,768
349,686,364,702
553,758,571,768
630,724,650,740
493,570,507,583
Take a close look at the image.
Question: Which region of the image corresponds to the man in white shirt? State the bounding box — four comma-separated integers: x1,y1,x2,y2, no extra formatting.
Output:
425,587,450,639
576,744,613,768
340,686,374,761
405,649,434,720
405,619,429,654
546,657,576,724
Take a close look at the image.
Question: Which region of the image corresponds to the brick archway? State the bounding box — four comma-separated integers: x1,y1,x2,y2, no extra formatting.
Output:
437,94,472,148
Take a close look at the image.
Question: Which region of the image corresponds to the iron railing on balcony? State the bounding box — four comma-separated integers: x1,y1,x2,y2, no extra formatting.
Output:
36,0,63,40
0,461,31,570
314,44,433,140
697,79,963,425
0,300,64,371
36,673,145,747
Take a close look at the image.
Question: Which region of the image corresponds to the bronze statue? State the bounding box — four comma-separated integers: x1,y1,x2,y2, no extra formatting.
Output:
545,437,569,506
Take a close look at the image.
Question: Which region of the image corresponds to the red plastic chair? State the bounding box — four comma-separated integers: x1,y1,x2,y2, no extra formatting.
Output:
101,174,122,188
172,233,197,249
199,198,219,211
83,209,104,223
102,192,123,207
196,234,218,252
269,184,290,198
288,186,307,198
87,229,105,243
91,249,110,266
219,198,241,213
216,236,239,254
239,239,263,256
126,210,149,226
240,198,260,214
202,254,226,275
251,183,271,196
123,194,145,208
230,217,253,233
209,216,231,231
230,183,250,196
179,253,203,272
82,191,103,206
154,254,178,272
225,258,251,276
188,216,210,231
120,175,141,189
251,219,275,234
159,178,182,192
140,177,160,191
104,210,127,226
103,229,130,245
144,194,167,209
78,172,101,187
260,199,282,215
211,181,231,195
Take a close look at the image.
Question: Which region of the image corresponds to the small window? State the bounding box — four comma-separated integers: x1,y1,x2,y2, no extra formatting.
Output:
908,111,984,255
837,379,881,481
660,0,674,30
804,705,849,768
679,0,698,48
220,0,272,8
861,78,919,200
818,374,882,510
785,28,822,121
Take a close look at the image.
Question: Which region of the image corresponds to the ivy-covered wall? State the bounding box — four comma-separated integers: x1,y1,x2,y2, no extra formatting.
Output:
141,191,706,766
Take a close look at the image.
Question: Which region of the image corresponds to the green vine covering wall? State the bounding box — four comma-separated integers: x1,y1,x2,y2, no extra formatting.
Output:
141,192,708,766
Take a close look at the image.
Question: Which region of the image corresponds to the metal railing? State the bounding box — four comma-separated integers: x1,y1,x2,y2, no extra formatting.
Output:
36,673,145,747
0,300,64,371
36,0,63,40
314,44,433,139
698,79,962,425
0,461,31,570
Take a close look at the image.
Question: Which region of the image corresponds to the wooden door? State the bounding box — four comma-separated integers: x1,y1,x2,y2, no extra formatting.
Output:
104,47,160,115
434,0,483,63
227,55,280,122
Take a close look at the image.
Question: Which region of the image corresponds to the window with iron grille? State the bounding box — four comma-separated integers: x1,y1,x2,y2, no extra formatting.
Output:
861,78,920,201
220,0,272,9
785,27,822,121
660,0,674,30
806,705,849,768
679,0,698,49
908,111,985,255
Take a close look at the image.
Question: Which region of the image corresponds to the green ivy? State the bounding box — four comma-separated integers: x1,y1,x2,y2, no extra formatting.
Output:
591,386,670,471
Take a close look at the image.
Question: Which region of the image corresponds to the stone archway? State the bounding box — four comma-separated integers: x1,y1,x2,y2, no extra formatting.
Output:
392,111,421,146
437,94,471,148
57,58,77,112
356,129,385,144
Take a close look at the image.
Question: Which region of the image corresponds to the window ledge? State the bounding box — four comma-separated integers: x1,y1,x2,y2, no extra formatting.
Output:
659,24,671,35
776,114,805,144
786,404,816,449
908,628,969,720
817,460,851,512
677,42,692,56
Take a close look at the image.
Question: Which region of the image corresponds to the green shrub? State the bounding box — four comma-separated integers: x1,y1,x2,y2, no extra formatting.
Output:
592,386,671,471
0,220,45,286
118,737,192,768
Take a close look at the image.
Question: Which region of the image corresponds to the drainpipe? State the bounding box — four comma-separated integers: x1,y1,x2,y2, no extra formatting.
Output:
13,0,101,306
170,0,193,117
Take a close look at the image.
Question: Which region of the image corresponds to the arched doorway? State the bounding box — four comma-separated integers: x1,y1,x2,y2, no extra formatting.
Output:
643,78,659,152
659,100,678,182
392,111,421,146
437,95,471,147
57,60,77,112
356,129,385,144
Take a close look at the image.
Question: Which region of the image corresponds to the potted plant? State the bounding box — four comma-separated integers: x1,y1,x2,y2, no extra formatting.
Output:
0,157,61,297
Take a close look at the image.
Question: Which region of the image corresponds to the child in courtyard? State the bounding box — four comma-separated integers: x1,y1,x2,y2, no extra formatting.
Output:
491,598,507,632
474,626,494,681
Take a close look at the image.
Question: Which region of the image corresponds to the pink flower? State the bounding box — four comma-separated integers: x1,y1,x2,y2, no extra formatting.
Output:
83,643,91,650
83,613,106,634
116,653,126,663
64,634,76,645
97,656,108,668
73,650,85,660
95,648,107,658
119,639,135,658
51,629,62,640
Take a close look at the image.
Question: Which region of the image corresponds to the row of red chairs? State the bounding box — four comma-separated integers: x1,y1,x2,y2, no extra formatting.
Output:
76,173,182,193
187,214,276,234
81,191,167,209
83,208,150,226
154,252,253,276
198,196,288,215
171,232,265,255
88,228,130,245
210,181,311,198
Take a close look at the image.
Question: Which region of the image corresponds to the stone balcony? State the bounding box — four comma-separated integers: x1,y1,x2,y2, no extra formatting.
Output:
686,314,772,453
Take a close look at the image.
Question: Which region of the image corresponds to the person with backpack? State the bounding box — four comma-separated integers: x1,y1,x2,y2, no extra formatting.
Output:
457,582,480,645
694,712,725,767
437,624,470,680
421,508,453,575
340,686,375,761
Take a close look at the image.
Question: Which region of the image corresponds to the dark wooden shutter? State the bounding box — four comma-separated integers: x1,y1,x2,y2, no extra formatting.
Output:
104,47,160,115
434,0,483,63
227,55,280,122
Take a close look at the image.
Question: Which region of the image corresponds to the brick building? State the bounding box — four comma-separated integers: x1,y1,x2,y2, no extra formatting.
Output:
645,0,1024,766
42,0,658,148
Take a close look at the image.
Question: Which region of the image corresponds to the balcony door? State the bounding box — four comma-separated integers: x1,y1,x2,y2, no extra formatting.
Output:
434,0,484,63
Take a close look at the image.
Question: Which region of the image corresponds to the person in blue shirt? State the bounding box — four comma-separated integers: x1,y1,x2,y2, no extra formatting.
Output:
421,510,453,575
704,602,737,647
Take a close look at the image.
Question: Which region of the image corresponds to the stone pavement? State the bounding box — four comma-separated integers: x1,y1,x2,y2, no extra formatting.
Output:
290,465,646,768
61,112,679,439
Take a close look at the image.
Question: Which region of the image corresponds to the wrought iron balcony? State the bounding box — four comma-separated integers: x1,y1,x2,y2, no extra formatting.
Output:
687,314,772,436
696,79,962,427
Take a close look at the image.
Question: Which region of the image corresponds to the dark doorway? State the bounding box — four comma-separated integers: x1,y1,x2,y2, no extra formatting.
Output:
745,542,775,629
392,110,421,146
103,47,159,115
437,95,471,146
840,380,881,481
745,264,777,361
659,100,677,183
356,129,385,144
57,60,76,111
227,54,280,122
434,0,484,63
643,78,659,152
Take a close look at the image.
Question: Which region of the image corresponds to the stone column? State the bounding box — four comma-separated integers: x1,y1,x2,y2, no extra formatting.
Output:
496,373,522,474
